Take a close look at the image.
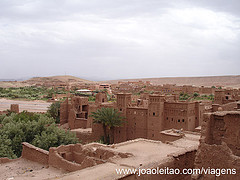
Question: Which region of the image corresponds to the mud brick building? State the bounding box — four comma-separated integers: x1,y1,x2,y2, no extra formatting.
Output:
60,92,205,143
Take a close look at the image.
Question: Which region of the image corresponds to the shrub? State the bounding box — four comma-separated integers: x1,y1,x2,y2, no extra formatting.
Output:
47,101,61,123
0,112,78,158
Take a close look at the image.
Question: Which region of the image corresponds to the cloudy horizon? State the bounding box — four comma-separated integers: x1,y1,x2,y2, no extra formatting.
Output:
0,0,240,81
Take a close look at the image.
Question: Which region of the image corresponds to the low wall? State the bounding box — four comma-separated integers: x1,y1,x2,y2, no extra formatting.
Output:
48,143,130,172
221,102,237,111
159,132,182,143
0,111,8,115
21,142,49,164
49,147,82,172
0,157,18,164
74,118,87,129
75,131,98,144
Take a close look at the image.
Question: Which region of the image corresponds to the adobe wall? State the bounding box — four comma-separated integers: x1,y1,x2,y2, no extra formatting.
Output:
164,102,196,131
0,157,19,164
48,145,83,172
159,130,183,143
199,87,214,95
117,93,132,116
10,104,19,113
87,104,98,128
74,118,87,129
68,108,77,129
126,108,148,140
74,130,98,144
60,98,69,125
148,95,165,140
212,102,238,112
95,92,107,103
21,142,49,164
221,102,238,111
114,125,127,143
48,143,131,172
0,110,8,115
193,112,240,180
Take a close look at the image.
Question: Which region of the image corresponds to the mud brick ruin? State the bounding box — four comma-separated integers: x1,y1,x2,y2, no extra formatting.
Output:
193,111,240,180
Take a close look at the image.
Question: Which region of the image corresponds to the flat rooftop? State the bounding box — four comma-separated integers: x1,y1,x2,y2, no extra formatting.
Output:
0,158,65,180
53,136,199,180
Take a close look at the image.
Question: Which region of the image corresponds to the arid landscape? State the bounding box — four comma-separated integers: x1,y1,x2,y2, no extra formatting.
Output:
0,74,240,179
1,0,240,179
103,75,240,88
1,75,240,88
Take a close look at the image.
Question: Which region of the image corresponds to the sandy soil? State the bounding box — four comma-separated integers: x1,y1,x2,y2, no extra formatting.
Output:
0,98,51,112
0,158,65,180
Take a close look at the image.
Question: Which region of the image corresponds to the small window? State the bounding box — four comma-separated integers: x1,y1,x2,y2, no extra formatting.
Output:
166,117,168,120
152,134,154,137
61,153,66,159
172,118,173,121
153,112,156,116
182,119,184,122
178,119,180,122
120,108,122,111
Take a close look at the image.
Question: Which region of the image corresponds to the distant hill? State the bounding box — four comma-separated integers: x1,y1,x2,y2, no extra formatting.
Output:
0,75,96,88
25,75,96,84
1,75,240,88
102,75,240,88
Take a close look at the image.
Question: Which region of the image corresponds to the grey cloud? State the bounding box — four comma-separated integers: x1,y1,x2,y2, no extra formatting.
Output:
0,0,239,80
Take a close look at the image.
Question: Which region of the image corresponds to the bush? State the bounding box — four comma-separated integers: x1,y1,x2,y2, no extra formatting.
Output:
47,101,61,123
0,86,69,101
193,92,199,97
0,112,78,158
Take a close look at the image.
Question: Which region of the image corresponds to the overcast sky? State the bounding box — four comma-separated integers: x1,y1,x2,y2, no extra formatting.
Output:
0,0,239,81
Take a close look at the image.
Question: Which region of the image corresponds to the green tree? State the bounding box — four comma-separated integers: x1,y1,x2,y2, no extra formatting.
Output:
90,108,125,144
0,135,17,159
32,124,78,150
193,92,199,98
47,101,61,123
0,112,78,158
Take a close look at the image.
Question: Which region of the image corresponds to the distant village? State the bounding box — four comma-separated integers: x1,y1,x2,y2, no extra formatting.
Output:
0,78,240,179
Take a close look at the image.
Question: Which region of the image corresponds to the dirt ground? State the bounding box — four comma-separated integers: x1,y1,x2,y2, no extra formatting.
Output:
0,98,51,113
0,158,66,180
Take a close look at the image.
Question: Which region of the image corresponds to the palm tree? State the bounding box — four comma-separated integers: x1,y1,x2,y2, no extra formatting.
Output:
90,107,125,144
